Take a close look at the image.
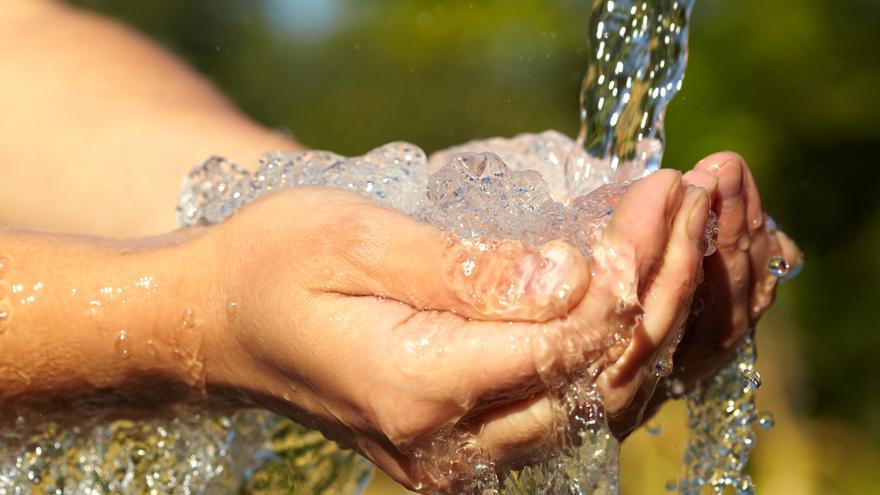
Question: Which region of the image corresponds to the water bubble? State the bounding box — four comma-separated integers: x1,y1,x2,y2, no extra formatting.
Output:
0,255,10,278
768,256,789,277
461,259,476,276
740,368,762,390
181,309,195,328
145,339,159,359
758,412,775,430
665,479,677,491
0,306,9,334
667,377,686,398
645,420,662,436
116,330,131,358
225,299,238,318
653,351,674,377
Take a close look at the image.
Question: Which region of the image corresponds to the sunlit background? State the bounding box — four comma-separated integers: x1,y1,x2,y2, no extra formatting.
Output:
69,0,880,493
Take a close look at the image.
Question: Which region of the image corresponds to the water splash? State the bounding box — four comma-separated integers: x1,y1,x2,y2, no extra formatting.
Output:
767,256,790,278
573,0,696,178
675,335,763,495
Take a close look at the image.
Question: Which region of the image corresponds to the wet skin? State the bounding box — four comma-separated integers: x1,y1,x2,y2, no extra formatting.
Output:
205,169,712,490
0,159,800,493
613,153,803,438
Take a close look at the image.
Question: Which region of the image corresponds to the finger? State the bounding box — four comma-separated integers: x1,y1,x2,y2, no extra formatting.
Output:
777,230,804,281
391,310,576,408
471,392,558,472
599,169,684,296
694,153,752,347
742,162,765,233
317,195,591,322
683,169,720,207
352,435,417,491
641,187,710,354
598,188,710,403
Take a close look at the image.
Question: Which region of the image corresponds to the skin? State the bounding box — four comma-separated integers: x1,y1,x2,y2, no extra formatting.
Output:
0,0,802,492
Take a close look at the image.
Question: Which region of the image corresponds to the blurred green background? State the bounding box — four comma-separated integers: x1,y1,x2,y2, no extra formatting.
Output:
68,0,880,492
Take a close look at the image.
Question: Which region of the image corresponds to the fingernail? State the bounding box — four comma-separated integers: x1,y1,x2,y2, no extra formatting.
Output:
687,189,711,241
683,170,719,209
718,159,744,207
665,171,684,218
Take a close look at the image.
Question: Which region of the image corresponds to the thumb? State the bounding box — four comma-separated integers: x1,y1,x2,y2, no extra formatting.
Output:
331,199,590,322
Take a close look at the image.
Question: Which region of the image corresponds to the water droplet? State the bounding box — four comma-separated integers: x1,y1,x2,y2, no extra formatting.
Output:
653,352,674,377
758,412,775,430
146,339,158,359
116,330,131,358
182,309,195,328
0,256,10,278
665,479,677,491
741,368,762,390
0,306,10,334
225,299,238,318
768,256,789,277
462,259,476,276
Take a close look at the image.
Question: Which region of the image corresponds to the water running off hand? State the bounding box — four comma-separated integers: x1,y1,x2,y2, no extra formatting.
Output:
0,0,777,493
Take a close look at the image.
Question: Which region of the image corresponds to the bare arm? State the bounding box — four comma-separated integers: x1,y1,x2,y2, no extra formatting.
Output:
0,226,219,423
0,0,302,237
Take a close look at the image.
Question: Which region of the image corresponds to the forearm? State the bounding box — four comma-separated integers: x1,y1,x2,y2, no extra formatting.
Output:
0,227,224,423
0,0,303,237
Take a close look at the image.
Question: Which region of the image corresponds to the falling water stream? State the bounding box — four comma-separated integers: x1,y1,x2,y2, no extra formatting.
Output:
0,1,782,494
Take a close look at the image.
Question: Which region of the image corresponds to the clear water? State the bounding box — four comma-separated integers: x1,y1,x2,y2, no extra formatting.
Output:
675,336,767,495
572,0,696,179
0,0,776,493
177,132,657,495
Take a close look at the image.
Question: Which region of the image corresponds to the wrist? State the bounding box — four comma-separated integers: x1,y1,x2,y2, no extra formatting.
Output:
194,209,328,421
123,228,226,394
0,228,224,421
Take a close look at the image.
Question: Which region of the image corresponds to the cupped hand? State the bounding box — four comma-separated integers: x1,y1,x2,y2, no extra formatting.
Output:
664,153,802,391
200,170,709,492
619,153,804,433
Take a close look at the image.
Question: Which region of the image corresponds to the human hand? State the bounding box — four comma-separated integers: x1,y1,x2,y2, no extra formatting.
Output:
669,153,802,389
199,169,709,491
616,153,805,431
